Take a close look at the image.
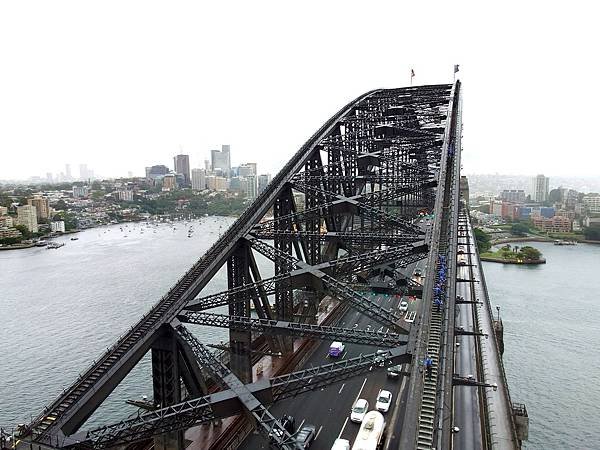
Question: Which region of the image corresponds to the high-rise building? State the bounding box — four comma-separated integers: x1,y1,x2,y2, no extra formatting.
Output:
204,159,211,171
173,154,191,186
46,172,53,183
17,205,39,233
65,164,72,181
0,206,8,216
28,196,50,219
191,169,206,191
583,195,600,214
246,175,257,199
532,174,550,203
258,174,271,195
211,145,231,177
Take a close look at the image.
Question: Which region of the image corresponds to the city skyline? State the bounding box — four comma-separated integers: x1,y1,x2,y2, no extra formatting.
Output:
2,2,600,181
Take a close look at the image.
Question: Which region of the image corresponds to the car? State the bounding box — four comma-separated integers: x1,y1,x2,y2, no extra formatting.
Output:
350,398,369,423
399,300,409,312
387,364,403,379
414,269,422,277
294,424,317,449
328,341,346,357
375,389,393,413
269,414,295,439
331,438,350,450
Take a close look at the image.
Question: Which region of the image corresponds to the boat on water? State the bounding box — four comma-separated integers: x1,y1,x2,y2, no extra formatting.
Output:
70,237,79,241
35,241,48,247
46,242,65,249
554,239,577,246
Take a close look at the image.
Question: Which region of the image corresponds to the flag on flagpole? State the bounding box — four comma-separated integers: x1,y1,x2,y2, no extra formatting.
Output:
410,68,415,86
454,64,460,74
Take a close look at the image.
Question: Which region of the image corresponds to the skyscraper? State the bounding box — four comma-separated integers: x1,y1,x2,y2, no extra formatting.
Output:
65,164,72,181
210,145,231,177
238,163,257,177
173,154,191,186
532,174,550,203
246,175,257,200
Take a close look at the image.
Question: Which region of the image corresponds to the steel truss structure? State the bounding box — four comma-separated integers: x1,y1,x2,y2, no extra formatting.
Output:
15,83,460,450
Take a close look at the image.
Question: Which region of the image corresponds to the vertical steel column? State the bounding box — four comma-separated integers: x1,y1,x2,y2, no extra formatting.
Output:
227,243,253,383
151,326,183,450
274,186,295,353
305,152,322,265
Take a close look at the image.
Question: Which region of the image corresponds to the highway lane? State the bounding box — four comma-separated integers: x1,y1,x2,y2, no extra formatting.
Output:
452,237,483,450
240,291,413,450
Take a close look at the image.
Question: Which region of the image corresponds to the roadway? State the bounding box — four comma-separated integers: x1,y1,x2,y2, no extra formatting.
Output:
452,220,484,450
240,267,425,450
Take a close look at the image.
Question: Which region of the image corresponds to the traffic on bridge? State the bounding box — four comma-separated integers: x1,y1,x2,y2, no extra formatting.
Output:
4,81,527,450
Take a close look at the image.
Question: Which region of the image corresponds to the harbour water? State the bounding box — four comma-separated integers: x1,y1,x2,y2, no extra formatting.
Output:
0,217,239,430
483,241,600,449
1,227,598,448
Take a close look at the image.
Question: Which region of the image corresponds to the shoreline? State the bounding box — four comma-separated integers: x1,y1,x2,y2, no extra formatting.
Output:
480,255,546,265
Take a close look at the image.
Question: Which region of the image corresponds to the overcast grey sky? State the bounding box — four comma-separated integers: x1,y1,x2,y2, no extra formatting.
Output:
1,1,598,181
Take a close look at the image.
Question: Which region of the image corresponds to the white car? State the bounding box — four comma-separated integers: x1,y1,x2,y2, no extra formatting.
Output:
375,389,393,413
350,398,369,423
399,301,409,312
331,438,350,450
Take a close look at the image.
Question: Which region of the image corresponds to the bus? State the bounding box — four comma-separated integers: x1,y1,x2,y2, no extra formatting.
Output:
351,410,386,450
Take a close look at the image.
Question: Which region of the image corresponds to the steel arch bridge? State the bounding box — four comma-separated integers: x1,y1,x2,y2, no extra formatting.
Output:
10,81,519,450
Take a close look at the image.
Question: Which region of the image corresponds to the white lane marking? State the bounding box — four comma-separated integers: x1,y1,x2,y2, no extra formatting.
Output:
315,425,323,440
338,417,349,439
353,377,368,404
338,383,345,394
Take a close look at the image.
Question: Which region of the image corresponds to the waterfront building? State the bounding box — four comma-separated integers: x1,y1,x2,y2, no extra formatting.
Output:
500,189,526,204
73,185,89,198
51,221,66,233
519,206,555,219
28,196,51,219
246,175,257,199
0,227,22,239
0,216,14,227
532,174,550,203
582,194,600,214
532,215,571,233
210,145,231,177
258,174,272,195
191,168,206,191
0,206,7,216
162,174,177,191
173,154,191,186
17,205,39,233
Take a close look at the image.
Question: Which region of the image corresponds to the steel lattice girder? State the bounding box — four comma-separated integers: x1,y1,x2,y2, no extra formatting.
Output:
183,242,428,313
248,230,423,246
74,346,411,449
19,84,454,446
176,326,297,449
177,312,408,347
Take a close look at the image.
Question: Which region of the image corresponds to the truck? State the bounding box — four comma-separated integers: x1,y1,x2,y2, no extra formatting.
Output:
351,410,386,450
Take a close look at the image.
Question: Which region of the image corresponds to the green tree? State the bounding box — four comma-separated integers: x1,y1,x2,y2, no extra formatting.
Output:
473,228,491,252
518,246,542,261
14,224,31,239
511,223,530,236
